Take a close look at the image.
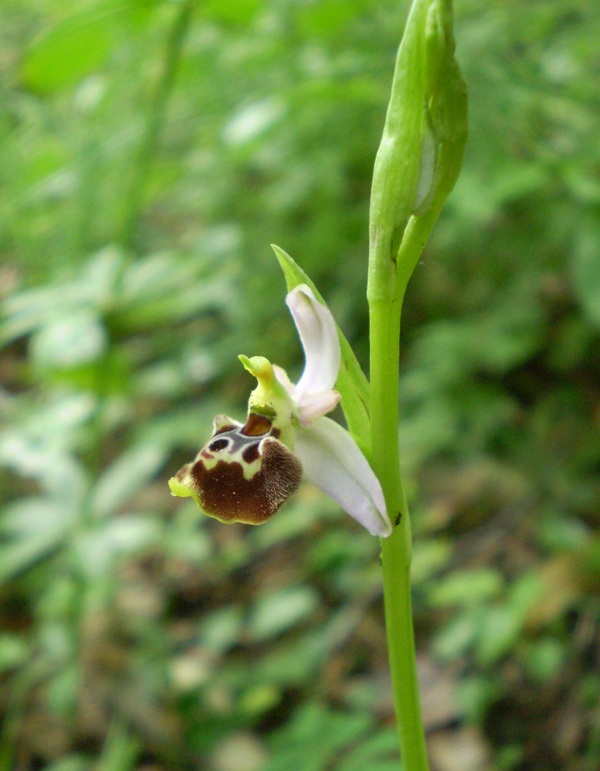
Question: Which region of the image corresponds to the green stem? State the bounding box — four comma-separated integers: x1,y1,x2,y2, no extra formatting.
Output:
369,191,442,769
370,290,429,770
119,0,193,251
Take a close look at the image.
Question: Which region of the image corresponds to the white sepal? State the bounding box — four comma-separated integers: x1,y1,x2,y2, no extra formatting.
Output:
294,416,392,537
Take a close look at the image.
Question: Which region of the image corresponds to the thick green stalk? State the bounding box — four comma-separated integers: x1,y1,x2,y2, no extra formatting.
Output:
367,1,467,768
368,2,430,766
370,294,429,770
370,211,442,769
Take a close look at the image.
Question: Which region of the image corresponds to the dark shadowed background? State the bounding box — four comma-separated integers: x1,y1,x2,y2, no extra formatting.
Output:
1,1,599,769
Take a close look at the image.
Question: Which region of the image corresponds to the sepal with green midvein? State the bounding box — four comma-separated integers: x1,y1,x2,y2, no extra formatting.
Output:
273,244,371,453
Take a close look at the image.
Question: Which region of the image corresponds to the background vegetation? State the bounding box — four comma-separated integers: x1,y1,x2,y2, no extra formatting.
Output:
1,0,599,769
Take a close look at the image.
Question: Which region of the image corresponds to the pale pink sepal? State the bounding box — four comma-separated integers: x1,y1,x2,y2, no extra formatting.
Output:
296,390,341,426
286,285,341,398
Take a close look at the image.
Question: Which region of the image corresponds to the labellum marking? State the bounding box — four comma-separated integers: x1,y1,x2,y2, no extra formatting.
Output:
172,413,302,525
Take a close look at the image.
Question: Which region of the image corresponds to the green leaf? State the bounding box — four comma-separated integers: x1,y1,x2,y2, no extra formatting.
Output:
21,10,117,93
428,568,505,608
433,609,481,660
336,727,400,771
97,721,141,771
476,573,543,665
46,663,80,716
0,498,75,582
476,605,523,665
272,245,371,451
201,0,261,26
247,586,319,642
198,606,244,654
72,515,162,579
411,538,452,584
45,758,89,771
265,702,373,771
573,218,600,329
0,635,28,673
91,443,167,517
524,638,565,683
29,310,107,371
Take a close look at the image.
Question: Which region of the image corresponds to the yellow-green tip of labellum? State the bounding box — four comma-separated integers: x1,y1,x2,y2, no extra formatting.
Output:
168,474,197,502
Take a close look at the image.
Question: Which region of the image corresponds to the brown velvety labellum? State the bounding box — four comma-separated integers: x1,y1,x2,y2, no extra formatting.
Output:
191,437,302,524
174,413,303,525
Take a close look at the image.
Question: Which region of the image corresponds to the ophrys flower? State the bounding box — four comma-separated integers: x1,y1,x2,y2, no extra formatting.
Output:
169,285,392,537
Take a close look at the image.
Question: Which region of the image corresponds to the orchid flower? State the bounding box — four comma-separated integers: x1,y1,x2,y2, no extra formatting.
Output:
169,284,392,537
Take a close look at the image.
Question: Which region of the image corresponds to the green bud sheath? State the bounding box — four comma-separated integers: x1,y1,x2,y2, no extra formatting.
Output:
368,0,430,302
368,0,468,305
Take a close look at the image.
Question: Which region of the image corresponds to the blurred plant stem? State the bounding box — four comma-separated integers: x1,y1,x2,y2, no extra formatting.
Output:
119,0,194,251
368,0,467,768
107,0,193,498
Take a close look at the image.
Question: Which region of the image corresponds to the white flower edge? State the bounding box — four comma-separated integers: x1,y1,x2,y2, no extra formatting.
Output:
294,415,392,537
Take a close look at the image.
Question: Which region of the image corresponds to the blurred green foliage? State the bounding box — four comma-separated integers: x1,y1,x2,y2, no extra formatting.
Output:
1,0,599,769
